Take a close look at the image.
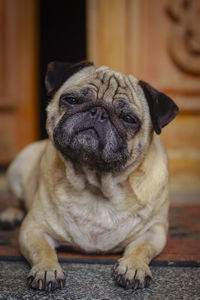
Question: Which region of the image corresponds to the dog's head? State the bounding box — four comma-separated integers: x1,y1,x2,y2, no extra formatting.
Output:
45,61,179,173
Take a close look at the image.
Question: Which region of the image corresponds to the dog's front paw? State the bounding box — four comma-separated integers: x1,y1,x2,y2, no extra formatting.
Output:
27,263,65,291
113,257,152,290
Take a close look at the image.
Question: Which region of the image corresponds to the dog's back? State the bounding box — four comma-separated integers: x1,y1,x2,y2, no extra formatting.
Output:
7,140,48,210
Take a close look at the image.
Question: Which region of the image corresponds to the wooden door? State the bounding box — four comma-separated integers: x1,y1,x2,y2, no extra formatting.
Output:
0,0,38,164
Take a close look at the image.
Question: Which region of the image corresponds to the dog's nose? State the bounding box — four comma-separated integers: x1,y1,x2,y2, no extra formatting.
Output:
90,107,108,122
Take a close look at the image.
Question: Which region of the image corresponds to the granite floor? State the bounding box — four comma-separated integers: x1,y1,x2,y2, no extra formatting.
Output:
0,260,200,300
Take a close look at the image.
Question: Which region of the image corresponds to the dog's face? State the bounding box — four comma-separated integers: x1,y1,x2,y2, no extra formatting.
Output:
45,61,179,173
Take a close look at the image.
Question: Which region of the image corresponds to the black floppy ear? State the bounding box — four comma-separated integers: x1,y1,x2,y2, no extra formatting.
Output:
138,80,179,134
45,61,94,97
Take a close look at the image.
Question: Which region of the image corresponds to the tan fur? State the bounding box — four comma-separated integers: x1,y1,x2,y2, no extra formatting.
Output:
2,65,173,291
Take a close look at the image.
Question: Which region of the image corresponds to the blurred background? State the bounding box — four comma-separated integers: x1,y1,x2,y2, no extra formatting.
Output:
0,0,200,202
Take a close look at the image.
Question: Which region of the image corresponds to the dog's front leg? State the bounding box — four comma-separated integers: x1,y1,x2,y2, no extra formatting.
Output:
113,223,167,290
19,214,65,291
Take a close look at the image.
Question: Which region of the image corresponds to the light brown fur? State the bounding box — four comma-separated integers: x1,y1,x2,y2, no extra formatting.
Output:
0,63,178,291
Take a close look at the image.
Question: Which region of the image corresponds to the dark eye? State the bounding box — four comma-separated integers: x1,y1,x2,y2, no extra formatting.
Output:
64,97,78,105
60,95,81,105
122,114,137,124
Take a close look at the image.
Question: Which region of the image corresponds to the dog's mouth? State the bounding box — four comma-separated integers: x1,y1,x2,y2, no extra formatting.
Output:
77,127,98,138
74,128,100,153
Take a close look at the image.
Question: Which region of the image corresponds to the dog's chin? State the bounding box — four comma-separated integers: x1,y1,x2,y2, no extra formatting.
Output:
53,129,129,173
74,129,99,154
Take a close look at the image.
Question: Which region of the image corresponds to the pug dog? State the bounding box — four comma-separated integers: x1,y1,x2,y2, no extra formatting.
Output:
0,61,179,291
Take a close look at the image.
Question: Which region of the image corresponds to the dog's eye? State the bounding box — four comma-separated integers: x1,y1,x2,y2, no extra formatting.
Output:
60,96,81,105
66,97,79,105
123,114,137,124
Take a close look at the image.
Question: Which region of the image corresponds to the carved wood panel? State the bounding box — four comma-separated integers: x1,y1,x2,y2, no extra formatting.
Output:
87,0,200,193
166,0,200,75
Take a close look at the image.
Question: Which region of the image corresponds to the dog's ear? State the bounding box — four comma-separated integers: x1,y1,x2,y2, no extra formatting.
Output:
138,80,179,134
45,61,94,96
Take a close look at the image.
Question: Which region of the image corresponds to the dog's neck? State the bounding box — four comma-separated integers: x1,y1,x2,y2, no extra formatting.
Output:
46,139,152,202
64,159,121,199
63,155,147,202
44,141,116,198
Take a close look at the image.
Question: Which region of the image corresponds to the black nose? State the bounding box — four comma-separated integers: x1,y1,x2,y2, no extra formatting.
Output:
89,107,108,122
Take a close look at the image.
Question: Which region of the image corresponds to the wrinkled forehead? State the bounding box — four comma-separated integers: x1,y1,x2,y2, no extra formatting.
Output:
57,66,144,111
86,67,139,102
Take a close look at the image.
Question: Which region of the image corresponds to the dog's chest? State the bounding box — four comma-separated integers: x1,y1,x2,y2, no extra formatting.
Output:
57,194,143,253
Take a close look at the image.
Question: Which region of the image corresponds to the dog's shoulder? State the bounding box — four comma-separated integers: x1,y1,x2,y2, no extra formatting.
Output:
128,134,168,207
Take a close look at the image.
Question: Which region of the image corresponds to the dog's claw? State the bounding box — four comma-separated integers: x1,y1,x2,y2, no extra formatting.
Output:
59,279,64,289
27,276,34,287
116,274,123,285
113,262,119,271
133,279,140,290
38,279,43,290
124,278,131,289
144,275,152,287
47,281,52,291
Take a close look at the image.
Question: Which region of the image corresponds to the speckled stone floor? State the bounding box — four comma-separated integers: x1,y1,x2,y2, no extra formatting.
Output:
0,261,200,300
